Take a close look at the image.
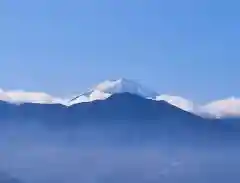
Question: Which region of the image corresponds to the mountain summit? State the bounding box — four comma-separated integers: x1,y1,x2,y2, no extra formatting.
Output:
69,78,159,105
68,78,200,115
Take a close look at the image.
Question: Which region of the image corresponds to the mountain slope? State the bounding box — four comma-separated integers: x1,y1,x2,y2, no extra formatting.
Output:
0,93,203,124
156,95,198,113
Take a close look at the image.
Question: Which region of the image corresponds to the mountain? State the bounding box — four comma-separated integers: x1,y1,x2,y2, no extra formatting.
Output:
0,93,201,123
1,78,240,119
0,80,206,118
0,92,210,141
68,79,211,117
0,79,203,116
68,93,201,121
0,92,238,146
69,78,159,105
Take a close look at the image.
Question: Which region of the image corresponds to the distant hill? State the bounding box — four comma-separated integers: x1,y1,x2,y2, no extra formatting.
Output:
0,92,203,124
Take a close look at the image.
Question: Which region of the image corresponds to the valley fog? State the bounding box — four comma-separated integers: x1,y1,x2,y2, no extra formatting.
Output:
0,121,239,183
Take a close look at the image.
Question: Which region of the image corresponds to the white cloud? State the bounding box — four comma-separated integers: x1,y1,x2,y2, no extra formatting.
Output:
0,89,61,104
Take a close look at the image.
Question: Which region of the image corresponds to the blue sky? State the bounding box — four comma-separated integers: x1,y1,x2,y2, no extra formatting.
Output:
0,0,239,103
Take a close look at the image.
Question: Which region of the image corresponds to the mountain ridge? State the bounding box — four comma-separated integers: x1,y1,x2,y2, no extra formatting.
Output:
0,92,207,129
0,78,239,118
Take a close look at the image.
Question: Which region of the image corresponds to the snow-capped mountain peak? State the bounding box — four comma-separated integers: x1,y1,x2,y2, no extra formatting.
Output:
94,78,158,97
69,78,159,105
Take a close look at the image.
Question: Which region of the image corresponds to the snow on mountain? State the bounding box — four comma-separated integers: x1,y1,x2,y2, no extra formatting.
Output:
69,78,159,105
202,97,240,118
156,95,197,113
67,78,214,118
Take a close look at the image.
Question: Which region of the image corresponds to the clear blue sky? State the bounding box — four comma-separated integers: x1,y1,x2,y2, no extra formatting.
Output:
0,0,239,103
